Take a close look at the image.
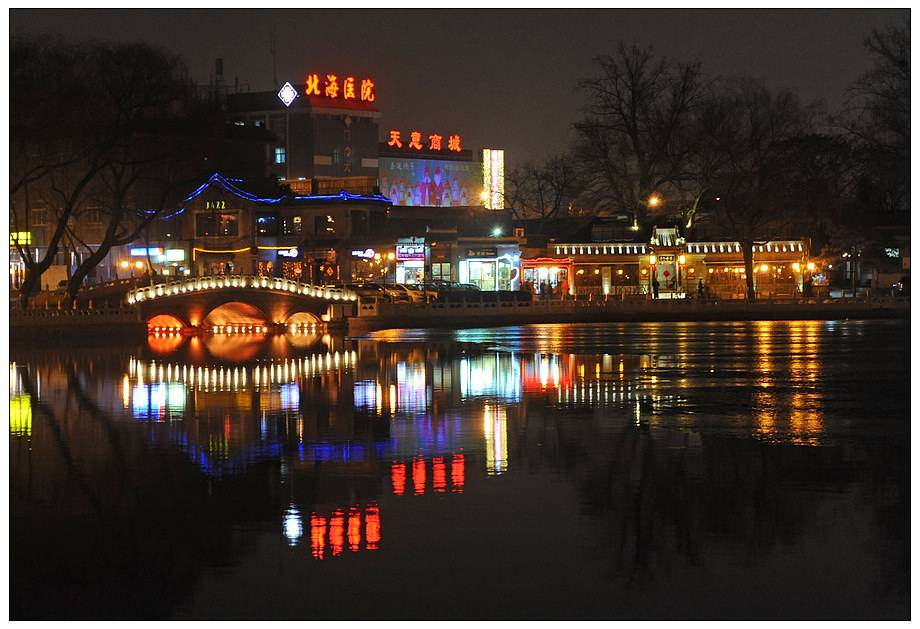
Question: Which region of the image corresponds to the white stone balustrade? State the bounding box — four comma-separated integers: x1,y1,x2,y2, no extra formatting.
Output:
126,275,357,305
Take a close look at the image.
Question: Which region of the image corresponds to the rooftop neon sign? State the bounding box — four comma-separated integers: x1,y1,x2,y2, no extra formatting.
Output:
386,130,462,153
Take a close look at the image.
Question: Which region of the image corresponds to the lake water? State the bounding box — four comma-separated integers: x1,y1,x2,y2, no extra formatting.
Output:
9,320,910,619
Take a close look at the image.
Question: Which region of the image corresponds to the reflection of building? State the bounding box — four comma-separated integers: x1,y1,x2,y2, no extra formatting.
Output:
303,504,381,560
390,453,466,496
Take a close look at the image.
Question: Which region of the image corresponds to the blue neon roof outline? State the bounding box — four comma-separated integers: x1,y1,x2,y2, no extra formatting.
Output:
149,173,391,222
187,173,391,205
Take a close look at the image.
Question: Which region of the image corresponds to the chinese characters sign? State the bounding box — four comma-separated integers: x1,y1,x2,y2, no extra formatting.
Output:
386,130,463,153
396,244,425,261
305,73,375,102
278,74,377,107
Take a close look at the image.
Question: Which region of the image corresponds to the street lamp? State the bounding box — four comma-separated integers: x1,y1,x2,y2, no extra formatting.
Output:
648,194,662,208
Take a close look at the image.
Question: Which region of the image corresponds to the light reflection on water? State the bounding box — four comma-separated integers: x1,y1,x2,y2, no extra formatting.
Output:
9,320,910,620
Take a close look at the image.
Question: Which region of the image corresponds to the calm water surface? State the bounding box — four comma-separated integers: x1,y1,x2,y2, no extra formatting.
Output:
10,320,909,619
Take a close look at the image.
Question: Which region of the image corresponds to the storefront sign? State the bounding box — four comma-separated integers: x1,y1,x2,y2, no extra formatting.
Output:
351,248,376,259
130,247,164,257
656,255,675,262
465,247,497,259
9,232,31,246
396,244,425,261
165,249,185,262
277,248,299,258
387,130,462,153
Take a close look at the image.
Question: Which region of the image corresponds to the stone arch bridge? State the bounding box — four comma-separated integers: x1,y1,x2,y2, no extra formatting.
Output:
126,275,358,331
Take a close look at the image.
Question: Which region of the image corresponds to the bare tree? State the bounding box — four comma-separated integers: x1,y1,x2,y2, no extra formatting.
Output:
574,43,706,224
504,153,584,231
10,38,191,307
692,77,813,300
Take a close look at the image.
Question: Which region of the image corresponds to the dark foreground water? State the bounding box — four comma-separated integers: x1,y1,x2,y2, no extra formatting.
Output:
10,320,910,620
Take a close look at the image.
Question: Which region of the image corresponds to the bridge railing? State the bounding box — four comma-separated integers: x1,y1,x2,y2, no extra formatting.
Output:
126,275,357,305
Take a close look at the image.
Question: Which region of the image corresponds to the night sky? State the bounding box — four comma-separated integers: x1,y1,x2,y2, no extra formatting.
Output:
11,8,908,166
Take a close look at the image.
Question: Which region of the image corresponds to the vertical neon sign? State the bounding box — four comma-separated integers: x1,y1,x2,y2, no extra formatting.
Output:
482,149,505,210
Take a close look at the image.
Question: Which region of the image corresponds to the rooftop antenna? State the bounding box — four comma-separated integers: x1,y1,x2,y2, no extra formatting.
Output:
270,24,278,87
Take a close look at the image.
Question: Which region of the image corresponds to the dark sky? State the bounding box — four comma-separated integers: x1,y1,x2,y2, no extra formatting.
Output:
11,9,908,166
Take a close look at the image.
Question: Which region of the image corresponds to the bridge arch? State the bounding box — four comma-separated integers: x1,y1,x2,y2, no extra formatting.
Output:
284,310,323,326
202,301,269,333
147,313,188,331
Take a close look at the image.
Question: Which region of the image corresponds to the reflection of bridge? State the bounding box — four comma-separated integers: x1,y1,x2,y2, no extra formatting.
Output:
126,275,358,330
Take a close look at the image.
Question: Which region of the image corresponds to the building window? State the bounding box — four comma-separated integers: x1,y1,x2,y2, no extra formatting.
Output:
85,208,102,224
274,147,286,164
332,148,341,165
31,208,48,226
350,210,368,237
432,263,452,282
314,215,335,236
256,213,278,236
196,211,239,237
283,215,302,235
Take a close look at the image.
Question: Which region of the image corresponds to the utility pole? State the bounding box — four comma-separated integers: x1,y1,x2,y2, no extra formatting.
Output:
270,25,278,88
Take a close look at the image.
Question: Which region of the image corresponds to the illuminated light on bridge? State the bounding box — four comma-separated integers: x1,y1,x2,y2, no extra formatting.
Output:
125,275,357,305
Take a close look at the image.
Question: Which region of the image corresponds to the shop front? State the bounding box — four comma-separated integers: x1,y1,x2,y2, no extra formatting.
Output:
457,240,521,291
520,258,573,296
395,241,426,285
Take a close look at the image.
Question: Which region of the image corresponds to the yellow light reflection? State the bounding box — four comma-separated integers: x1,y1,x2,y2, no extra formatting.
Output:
483,403,508,475
10,394,32,437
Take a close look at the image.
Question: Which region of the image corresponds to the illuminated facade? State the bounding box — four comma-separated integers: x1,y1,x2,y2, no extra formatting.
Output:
536,227,812,299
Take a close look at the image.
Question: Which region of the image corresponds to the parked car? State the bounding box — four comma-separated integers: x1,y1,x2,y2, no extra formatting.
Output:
405,283,440,301
345,283,388,299
381,284,414,303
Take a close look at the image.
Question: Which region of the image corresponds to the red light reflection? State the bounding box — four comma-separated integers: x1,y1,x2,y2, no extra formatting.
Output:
365,506,380,550
329,511,345,556
391,462,406,496
310,514,326,560
451,453,465,494
412,457,426,495
432,457,447,493
347,509,361,552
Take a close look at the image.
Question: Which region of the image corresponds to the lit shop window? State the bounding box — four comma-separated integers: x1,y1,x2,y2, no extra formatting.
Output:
274,147,287,164
196,211,239,237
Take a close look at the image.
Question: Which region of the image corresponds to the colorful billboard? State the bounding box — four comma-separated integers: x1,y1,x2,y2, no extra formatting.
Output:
379,157,482,207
